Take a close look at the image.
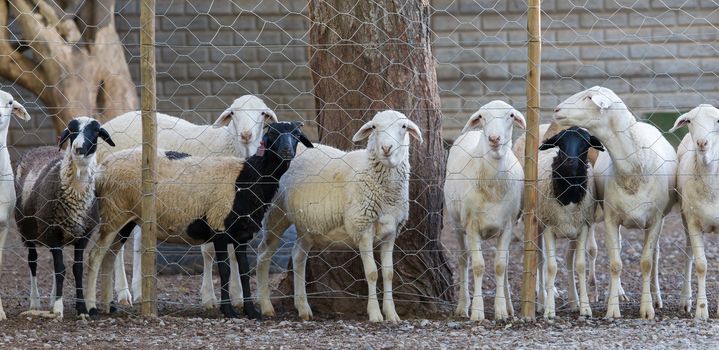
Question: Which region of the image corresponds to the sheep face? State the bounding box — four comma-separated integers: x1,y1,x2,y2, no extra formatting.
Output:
214,95,279,156
670,104,719,160
59,117,116,165
553,86,626,130
462,100,525,159
352,110,423,168
539,126,604,164
262,121,314,160
0,90,31,131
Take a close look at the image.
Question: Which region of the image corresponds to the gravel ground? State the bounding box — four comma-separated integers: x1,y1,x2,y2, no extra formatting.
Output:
2,207,719,349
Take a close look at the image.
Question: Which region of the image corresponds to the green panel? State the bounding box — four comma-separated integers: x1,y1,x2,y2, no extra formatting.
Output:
643,111,687,148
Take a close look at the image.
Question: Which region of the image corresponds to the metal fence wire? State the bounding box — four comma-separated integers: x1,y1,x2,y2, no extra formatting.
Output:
0,0,718,323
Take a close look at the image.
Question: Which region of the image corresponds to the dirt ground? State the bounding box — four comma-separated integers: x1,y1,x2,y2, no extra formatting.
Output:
2,207,719,349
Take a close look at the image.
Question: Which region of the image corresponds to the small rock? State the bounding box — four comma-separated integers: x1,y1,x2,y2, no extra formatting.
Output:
419,319,430,327
447,321,461,329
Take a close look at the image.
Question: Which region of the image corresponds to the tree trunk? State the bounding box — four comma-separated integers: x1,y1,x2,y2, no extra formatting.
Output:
0,0,137,133
278,0,454,318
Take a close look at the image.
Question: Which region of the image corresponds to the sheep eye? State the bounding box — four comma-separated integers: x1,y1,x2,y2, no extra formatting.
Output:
402,124,406,129
371,125,376,129
8,101,12,105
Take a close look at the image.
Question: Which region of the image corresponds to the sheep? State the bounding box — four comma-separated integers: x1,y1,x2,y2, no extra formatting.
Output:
553,86,677,319
0,90,31,321
535,126,605,318
97,95,278,308
669,104,719,320
86,121,312,319
444,100,526,321
256,110,423,323
14,117,115,320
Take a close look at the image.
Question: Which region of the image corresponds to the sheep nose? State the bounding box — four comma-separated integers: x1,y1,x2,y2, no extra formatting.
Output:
488,135,501,147
240,130,253,143
554,107,561,113
381,145,393,156
697,139,709,152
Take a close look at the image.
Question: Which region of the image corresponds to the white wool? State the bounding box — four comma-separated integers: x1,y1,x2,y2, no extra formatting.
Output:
670,104,719,319
554,86,677,319
444,100,525,321
0,90,31,321
256,110,421,323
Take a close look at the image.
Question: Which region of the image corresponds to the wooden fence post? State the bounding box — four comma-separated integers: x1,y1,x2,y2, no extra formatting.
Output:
140,0,157,317
520,0,542,320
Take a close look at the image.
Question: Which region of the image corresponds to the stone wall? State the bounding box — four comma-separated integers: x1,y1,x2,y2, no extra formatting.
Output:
3,0,717,155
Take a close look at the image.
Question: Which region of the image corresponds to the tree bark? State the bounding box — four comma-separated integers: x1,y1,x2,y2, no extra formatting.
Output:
0,0,137,133
278,0,454,317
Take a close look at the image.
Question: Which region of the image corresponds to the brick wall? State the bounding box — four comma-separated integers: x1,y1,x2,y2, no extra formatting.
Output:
3,0,718,155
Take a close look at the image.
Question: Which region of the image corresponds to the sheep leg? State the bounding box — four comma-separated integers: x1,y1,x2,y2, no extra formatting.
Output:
213,235,240,318
99,239,122,314
234,242,260,320
543,228,557,319
686,219,708,320
0,218,7,320
380,234,400,323
566,239,579,311
257,226,285,317
679,214,693,313
651,238,662,309
453,226,470,318
587,224,599,303
74,238,89,317
88,221,132,317
604,211,622,319
536,234,545,313
50,247,66,319
576,225,592,317
228,243,243,309
293,237,313,321
639,216,661,320
27,241,41,310
113,247,131,306
466,226,485,321
130,227,143,304
359,235,383,322
494,223,513,321
505,259,513,318
200,243,218,309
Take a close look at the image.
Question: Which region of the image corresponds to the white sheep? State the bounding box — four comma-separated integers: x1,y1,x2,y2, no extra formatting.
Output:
535,126,605,318
96,95,277,308
553,86,677,319
0,90,31,321
256,110,423,322
445,100,525,321
669,104,719,320
15,117,115,320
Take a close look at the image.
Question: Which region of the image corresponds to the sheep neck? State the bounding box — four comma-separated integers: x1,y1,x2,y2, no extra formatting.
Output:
59,150,96,200
0,143,10,177
692,152,719,185
365,149,410,210
56,150,96,240
590,115,644,177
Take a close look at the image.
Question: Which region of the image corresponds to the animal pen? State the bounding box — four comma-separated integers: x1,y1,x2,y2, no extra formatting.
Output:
1,0,719,348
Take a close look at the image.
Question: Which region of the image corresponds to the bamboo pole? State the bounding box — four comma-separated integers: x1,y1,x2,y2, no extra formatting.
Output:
140,0,157,317
520,0,542,320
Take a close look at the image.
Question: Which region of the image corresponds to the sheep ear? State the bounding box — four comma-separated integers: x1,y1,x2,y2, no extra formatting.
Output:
406,120,423,144
299,133,314,148
512,110,526,129
99,127,116,147
58,128,71,150
588,93,612,110
352,121,374,142
262,109,278,124
589,135,605,152
669,112,691,133
212,109,233,128
12,100,31,121
538,134,559,150
461,111,483,133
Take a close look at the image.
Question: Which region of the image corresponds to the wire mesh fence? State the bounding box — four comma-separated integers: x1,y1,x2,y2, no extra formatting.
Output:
1,0,719,326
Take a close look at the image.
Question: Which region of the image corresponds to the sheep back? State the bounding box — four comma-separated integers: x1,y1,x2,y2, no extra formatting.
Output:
97,149,243,244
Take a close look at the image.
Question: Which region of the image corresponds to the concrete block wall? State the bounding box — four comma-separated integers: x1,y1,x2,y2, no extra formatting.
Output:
2,0,717,154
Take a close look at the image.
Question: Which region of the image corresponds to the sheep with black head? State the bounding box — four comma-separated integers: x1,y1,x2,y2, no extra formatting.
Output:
14,117,115,320
536,126,604,318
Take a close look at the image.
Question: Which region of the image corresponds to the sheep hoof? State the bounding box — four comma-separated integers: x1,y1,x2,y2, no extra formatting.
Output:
0,310,6,321
260,304,276,318
639,303,655,320
88,308,100,320
117,290,133,306
220,304,241,319
695,300,709,320
680,299,692,313
109,302,118,314
604,305,621,319
454,303,468,318
243,303,262,321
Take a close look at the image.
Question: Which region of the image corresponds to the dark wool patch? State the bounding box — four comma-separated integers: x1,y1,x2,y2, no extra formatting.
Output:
165,151,191,160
